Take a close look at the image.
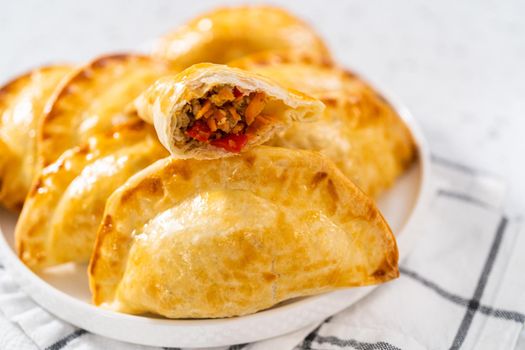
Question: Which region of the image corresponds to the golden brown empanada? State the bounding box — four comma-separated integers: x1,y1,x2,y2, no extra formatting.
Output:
153,6,331,68
230,55,416,197
89,146,398,318
16,119,168,269
230,49,333,70
0,65,72,211
134,63,324,159
39,54,172,167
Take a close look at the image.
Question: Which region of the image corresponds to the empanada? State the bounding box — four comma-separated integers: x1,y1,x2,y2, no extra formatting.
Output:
16,119,168,269
134,63,324,159
0,65,71,211
230,49,333,70
39,54,172,167
153,6,331,68
89,147,398,318
230,55,416,197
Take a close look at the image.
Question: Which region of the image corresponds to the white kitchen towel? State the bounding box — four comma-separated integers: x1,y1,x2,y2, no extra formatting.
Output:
0,154,524,350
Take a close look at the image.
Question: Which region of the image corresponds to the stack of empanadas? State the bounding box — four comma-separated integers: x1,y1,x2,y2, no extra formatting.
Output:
0,6,416,318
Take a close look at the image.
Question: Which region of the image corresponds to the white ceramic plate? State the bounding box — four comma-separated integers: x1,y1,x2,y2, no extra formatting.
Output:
0,93,430,348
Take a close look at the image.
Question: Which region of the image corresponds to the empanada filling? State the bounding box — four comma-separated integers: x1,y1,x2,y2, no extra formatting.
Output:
181,85,274,152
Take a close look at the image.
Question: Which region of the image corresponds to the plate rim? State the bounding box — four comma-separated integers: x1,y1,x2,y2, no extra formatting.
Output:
0,86,431,348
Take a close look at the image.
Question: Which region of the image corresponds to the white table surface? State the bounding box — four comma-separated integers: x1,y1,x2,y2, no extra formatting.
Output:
1,0,524,348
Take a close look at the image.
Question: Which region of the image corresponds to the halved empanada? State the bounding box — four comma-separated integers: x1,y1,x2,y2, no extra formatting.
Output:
16,119,168,269
39,54,172,167
0,65,72,211
230,56,416,197
89,146,398,318
152,6,331,68
134,63,324,159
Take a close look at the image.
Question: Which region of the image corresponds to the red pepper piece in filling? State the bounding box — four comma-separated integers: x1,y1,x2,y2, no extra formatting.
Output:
232,86,243,98
211,134,248,153
186,120,212,142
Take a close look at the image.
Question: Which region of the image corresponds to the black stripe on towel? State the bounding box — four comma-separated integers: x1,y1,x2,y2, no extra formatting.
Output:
313,335,402,350
301,317,400,350
431,154,488,176
400,266,525,323
45,329,87,350
479,306,525,323
436,189,492,209
450,216,508,349
300,315,335,349
301,323,324,350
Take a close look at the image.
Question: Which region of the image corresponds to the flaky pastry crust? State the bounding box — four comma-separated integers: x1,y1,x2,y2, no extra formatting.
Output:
153,6,332,68
89,146,398,318
16,119,168,269
230,53,416,197
39,54,173,167
0,66,71,211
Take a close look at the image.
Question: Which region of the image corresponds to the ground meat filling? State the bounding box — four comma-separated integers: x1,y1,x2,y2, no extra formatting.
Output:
182,85,269,152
